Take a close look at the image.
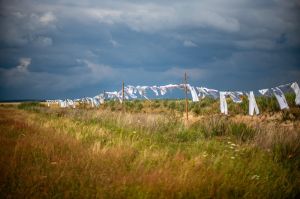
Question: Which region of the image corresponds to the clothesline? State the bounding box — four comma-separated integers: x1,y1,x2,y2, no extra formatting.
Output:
46,81,300,116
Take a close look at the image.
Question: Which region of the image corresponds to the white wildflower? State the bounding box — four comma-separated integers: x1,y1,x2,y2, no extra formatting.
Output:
251,175,260,180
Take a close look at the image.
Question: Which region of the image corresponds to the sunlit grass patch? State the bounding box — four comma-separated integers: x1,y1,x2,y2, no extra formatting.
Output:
1,104,300,198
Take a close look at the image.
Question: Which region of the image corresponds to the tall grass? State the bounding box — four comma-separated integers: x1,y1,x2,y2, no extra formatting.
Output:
95,93,298,117
1,100,300,198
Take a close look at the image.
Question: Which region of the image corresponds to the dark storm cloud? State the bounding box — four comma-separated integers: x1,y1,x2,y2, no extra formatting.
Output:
0,0,299,100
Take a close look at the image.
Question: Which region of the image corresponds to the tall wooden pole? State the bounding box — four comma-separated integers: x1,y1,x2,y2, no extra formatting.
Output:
184,72,189,121
122,81,125,104
122,81,125,111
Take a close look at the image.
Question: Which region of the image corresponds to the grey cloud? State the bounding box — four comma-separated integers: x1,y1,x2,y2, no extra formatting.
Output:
39,12,56,25
183,40,197,48
0,0,299,99
16,57,31,72
34,36,53,47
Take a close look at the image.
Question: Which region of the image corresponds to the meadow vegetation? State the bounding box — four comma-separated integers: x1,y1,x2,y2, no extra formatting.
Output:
0,97,299,198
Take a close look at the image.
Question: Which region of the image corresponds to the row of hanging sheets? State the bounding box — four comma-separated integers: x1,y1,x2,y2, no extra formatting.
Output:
46,82,300,115
209,82,299,116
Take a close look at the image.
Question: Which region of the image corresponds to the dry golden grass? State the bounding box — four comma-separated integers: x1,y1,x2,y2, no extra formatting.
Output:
0,104,300,198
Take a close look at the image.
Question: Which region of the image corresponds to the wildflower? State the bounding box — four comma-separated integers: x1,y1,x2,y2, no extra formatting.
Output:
251,175,260,180
51,161,58,165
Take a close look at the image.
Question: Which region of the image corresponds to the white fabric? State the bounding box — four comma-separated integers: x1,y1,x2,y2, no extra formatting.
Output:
136,86,149,99
125,86,138,99
59,100,67,108
159,87,167,95
278,83,293,93
196,87,219,99
248,91,259,116
94,94,105,104
219,92,228,115
229,92,243,103
125,87,138,99
105,91,118,99
159,84,182,96
272,87,289,110
291,82,300,105
66,99,76,108
259,89,272,97
93,98,100,107
86,97,94,107
150,86,160,96
187,84,199,102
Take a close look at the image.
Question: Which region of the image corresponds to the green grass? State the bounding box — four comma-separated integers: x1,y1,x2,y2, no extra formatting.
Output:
92,93,298,117
0,100,300,198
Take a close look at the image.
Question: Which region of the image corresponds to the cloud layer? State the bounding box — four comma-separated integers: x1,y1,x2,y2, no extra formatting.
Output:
0,0,299,100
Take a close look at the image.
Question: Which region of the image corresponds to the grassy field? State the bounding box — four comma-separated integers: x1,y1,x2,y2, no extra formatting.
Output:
0,98,300,198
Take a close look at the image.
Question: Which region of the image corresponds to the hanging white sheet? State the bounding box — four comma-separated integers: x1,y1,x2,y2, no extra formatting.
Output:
247,91,259,116
187,84,199,102
219,92,228,115
291,82,300,105
196,87,219,99
272,87,289,110
229,92,243,103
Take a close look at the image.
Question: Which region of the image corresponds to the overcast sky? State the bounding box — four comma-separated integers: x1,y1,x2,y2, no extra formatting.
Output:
0,0,300,100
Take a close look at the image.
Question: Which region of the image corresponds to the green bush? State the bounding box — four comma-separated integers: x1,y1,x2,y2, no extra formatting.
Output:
227,123,256,142
176,101,185,112
256,96,280,112
135,103,143,112
125,101,134,111
192,103,202,115
17,102,45,112
150,100,160,109
168,101,176,110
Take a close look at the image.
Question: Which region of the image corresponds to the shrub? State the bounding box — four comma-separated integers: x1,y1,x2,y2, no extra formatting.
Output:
150,100,160,110
256,96,280,112
227,123,257,142
168,101,176,110
125,101,134,111
17,102,45,112
192,103,202,115
135,103,143,112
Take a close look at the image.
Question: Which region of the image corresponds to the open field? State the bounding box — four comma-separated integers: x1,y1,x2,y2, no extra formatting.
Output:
0,99,300,198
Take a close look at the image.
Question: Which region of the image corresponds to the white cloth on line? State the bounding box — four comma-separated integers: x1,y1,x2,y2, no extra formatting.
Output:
59,100,67,108
229,92,243,103
247,91,259,116
136,86,149,100
272,87,289,110
150,86,160,96
259,89,272,97
278,83,293,93
196,87,219,99
159,84,182,96
67,99,76,108
92,98,100,107
187,84,199,102
125,86,138,99
219,92,228,115
291,82,300,105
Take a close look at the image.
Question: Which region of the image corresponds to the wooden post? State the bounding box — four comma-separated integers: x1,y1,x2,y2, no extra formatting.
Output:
184,72,189,121
122,81,125,111
122,81,125,103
